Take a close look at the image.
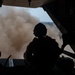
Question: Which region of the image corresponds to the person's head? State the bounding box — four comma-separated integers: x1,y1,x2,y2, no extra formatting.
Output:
33,23,47,37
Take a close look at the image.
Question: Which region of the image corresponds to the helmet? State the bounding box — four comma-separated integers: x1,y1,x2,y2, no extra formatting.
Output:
33,23,47,37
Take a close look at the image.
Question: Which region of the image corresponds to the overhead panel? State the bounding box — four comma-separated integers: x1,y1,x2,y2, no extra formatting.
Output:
3,0,52,7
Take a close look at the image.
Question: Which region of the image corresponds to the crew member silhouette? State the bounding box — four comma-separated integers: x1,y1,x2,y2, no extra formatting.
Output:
24,23,62,75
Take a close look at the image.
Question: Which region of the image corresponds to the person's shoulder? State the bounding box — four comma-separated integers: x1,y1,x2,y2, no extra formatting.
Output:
27,38,37,48
46,36,56,41
28,38,38,45
32,37,38,42
46,35,58,44
46,35,52,39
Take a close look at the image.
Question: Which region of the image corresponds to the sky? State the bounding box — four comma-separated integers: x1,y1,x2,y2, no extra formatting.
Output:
25,7,53,22
2,5,53,22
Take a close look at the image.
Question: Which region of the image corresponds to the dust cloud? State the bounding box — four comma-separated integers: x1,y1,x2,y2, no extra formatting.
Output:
0,6,62,59
0,6,39,59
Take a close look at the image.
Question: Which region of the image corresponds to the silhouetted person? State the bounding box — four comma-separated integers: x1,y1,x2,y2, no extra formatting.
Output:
24,23,63,75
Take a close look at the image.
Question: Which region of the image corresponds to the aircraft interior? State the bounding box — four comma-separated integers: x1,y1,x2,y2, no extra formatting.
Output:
0,0,75,75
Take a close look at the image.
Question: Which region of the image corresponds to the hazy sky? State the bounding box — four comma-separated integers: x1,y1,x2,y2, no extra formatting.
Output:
2,5,53,22
26,7,53,22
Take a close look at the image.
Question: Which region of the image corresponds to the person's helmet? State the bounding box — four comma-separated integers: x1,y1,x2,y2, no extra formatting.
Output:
33,23,47,37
